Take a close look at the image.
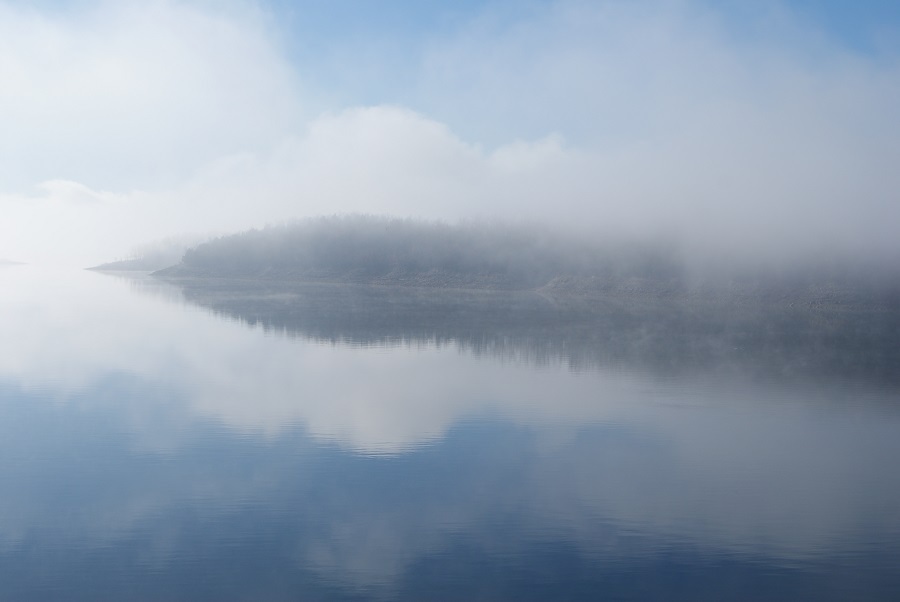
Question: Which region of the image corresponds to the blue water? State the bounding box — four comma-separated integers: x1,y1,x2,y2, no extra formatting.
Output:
0,266,898,600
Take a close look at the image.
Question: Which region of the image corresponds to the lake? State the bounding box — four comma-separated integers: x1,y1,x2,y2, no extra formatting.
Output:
1,265,899,600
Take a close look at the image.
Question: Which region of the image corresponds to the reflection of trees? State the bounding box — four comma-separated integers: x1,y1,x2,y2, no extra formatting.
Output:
171,280,900,387
154,215,900,386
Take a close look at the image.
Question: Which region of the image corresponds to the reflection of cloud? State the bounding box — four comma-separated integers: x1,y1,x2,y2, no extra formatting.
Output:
0,266,898,577
0,266,895,452
291,408,900,589
0,267,643,451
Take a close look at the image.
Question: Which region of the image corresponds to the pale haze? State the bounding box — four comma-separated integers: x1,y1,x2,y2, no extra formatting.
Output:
1,0,898,267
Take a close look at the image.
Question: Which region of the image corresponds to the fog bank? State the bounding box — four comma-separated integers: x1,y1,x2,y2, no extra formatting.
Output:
0,0,898,268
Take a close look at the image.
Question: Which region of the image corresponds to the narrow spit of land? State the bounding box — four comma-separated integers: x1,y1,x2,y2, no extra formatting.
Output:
92,215,900,309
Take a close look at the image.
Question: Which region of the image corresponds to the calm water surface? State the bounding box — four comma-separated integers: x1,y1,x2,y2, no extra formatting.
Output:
1,265,898,600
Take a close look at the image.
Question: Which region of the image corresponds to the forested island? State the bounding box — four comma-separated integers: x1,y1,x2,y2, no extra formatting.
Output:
103,215,884,304
152,215,684,294
90,215,900,384
93,215,899,307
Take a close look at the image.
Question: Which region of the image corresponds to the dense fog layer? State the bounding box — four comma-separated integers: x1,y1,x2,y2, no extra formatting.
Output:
0,1,897,268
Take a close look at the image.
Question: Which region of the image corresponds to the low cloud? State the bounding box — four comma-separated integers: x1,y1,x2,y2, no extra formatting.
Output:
0,0,304,192
0,0,898,267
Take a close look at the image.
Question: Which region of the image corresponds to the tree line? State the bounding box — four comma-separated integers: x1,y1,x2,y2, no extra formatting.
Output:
175,215,684,288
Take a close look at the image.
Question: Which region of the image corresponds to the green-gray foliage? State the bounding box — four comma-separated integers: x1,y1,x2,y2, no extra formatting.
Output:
176,215,683,289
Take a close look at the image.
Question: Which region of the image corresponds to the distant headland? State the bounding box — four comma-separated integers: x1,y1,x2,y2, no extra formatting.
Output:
90,215,900,307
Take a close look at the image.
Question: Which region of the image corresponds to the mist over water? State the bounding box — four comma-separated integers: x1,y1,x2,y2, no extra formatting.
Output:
0,265,898,599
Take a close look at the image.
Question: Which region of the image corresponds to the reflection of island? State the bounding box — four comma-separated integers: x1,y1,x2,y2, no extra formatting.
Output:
163,277,900,388
4,266,900,600
94,216,899,385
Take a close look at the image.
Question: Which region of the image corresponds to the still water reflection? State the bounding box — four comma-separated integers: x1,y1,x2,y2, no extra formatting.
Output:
0,265,898,600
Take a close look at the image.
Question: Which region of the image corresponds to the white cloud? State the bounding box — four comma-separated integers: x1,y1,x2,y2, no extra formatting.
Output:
0,0,304,192
1,0,898,267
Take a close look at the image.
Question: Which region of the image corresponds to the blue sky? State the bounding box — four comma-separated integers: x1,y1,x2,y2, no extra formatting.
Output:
266,0,900,105
263,0,900,50
774,0,900,50
255,0,900,149
1,0,898,266
33,0,900,64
